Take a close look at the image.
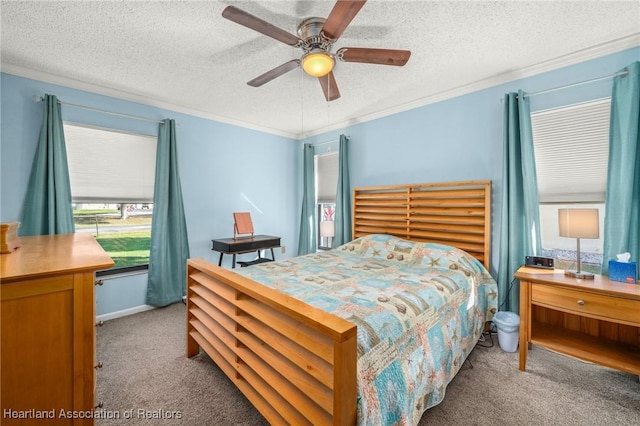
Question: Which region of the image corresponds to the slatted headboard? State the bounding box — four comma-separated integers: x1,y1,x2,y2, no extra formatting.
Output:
352,180,491,269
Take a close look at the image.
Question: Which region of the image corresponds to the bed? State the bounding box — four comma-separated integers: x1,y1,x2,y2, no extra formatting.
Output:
186,180,498,425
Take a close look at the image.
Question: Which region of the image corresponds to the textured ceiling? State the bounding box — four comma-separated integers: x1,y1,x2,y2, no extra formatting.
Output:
1,1,639,138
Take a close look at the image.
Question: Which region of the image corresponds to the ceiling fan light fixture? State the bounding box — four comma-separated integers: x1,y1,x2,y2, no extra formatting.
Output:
222,3,411,102
302,51,334,77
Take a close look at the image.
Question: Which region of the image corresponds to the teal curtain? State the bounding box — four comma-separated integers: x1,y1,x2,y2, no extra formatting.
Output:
147,119,190,307
602,61,640,275
497,91,542,314
297,144,316,255
332,135,351,247
20,94,75,236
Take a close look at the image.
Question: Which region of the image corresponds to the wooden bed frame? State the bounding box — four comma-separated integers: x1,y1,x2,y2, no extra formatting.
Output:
186,180,491,425
353,180,491,269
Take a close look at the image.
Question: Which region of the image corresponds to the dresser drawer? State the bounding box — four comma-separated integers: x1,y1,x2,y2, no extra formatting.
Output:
531,284,640,326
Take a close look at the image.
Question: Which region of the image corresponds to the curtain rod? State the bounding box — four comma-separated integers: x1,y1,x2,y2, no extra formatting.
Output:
313,135,350,147
35,95,164,124
523,70,629,99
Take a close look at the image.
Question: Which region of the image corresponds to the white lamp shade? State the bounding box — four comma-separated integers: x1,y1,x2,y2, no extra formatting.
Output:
558,208,599,239
320,221,335,238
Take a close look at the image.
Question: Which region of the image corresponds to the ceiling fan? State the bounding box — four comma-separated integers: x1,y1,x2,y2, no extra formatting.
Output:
222,0,411,102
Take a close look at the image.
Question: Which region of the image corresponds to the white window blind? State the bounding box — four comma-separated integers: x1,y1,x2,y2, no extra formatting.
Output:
315,152,338,203
64,123,157,203
531,98,610,203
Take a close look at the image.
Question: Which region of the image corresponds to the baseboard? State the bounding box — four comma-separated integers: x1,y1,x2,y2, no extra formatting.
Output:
97,305,155,322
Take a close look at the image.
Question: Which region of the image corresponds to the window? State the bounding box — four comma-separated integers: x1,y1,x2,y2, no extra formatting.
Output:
531,98,610,273
315,152,338,250
64,123,157,274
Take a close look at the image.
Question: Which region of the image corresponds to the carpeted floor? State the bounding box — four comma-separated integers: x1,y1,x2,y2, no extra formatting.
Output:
96,302,640,425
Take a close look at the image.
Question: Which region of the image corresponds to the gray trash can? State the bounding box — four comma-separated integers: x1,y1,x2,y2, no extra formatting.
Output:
493,311,520,352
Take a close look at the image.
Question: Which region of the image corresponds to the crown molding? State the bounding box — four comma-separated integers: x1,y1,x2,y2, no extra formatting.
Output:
300,33,640,139
3,33,638,141
0,63,298,140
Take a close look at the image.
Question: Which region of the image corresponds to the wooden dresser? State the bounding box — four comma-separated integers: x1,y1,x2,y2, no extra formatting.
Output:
1,233,114,424
516,267,640,376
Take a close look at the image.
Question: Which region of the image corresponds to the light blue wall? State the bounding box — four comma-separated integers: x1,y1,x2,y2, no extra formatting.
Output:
1,73,299,316
2,47,637,316
304,47,639,275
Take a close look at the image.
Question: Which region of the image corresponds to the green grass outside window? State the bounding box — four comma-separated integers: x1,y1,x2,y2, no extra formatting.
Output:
96,231,151,269
74,209,152,270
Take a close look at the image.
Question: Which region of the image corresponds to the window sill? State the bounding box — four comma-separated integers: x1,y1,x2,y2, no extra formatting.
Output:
97,265,148,280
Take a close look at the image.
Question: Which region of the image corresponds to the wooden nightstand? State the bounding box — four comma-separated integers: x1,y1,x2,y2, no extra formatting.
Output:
515,267,640,375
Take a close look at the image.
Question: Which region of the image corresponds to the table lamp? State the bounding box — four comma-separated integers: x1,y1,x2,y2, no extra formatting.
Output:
558,208,599,279
320,220,335,248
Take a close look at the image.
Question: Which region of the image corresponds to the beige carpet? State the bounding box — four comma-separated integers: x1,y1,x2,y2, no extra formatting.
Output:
96,302,640,425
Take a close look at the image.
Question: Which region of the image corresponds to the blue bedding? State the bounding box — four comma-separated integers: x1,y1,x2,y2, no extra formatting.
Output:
237,234,498,425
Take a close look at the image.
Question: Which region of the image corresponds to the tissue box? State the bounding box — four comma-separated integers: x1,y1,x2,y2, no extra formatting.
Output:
608,260,638,284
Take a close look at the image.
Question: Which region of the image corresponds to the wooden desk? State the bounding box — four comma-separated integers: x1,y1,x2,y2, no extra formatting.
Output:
211,235,280,268
515,267,640,376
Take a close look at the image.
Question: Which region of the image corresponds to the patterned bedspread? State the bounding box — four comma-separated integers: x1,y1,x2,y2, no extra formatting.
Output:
236,234,498,425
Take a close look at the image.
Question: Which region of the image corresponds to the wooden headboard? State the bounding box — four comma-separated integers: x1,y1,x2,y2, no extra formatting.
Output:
352,180,491,269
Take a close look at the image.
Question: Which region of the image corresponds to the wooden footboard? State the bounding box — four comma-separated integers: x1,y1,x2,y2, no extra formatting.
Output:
186,258,358,425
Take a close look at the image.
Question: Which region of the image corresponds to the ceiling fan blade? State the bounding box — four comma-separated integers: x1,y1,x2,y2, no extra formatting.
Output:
247,59,300,87
336,47,411,66
322,0,367,40
318,71,341,102
222,6,301,47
